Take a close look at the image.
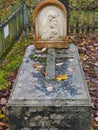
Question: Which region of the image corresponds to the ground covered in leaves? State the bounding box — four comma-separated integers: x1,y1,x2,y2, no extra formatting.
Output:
0,33,98,130
71,34,98,130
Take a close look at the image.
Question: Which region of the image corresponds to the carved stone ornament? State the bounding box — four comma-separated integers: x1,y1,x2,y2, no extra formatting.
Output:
34,0,68,49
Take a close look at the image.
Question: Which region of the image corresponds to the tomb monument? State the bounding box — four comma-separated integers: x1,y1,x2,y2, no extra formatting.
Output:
7,0,92,130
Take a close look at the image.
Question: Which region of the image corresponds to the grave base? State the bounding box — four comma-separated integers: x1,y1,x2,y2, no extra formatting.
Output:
7,44,92,130
8,106,91,130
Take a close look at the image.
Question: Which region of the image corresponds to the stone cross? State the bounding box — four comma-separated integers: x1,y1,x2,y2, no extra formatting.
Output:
35,48,73,80
46,49,74,79
46,49,56,79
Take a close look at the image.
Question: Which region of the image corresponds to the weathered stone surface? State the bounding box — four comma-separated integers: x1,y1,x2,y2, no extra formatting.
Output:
8,106,91,130
46,49,55,79
7,44,92,130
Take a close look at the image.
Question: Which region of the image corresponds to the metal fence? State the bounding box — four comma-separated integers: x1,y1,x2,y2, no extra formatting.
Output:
0,4,24,61
25,0,98,34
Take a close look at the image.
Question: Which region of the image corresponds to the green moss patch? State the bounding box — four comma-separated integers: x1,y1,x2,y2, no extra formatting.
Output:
0,38,31,90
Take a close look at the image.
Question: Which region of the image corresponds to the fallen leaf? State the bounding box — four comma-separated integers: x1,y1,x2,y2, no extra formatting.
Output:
42,48,47,52
38,65,43,68
94,62,98,67
0,98,7,105
56,74,68,81
69,59,74,62
70,36,76,42
67,67,73,72
56,76,62,81
0,122,8,127
80,41,86,46
95,117,98,122
56,63,63,66
96,112,98,116
47,86,53,92
92,120,96,127
0,113,5,119
43,72,48,76
32,63,39,68
36,67,42,71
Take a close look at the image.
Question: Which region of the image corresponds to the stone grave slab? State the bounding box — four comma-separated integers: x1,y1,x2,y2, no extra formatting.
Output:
7,44,92,130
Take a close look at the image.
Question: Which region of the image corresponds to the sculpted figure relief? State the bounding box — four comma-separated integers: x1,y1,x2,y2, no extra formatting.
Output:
34,1,68,48
41,10,59,39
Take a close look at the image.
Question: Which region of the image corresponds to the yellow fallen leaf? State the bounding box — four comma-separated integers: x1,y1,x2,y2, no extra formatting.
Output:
0,113,5,119
80,41,85,46
56,74,68,81
56,76,62,81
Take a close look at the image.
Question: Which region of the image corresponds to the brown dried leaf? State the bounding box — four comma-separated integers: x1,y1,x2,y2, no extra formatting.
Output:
0,122,8,127
94,62,98,67
36,67,42,71
0,98,7,105
43,72,48,76
32,63,39,68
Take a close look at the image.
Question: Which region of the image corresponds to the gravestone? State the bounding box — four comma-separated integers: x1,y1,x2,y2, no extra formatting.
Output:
34,0,68,48
7,0,92,130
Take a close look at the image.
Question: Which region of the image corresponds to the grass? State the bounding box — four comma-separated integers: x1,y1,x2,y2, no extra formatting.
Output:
0,37,31,90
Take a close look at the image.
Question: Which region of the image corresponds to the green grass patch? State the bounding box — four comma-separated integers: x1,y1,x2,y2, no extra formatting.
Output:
0,38,31,90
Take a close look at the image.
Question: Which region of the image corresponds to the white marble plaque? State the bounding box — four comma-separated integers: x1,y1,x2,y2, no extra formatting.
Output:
37,5,67,40
4,24,9,38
